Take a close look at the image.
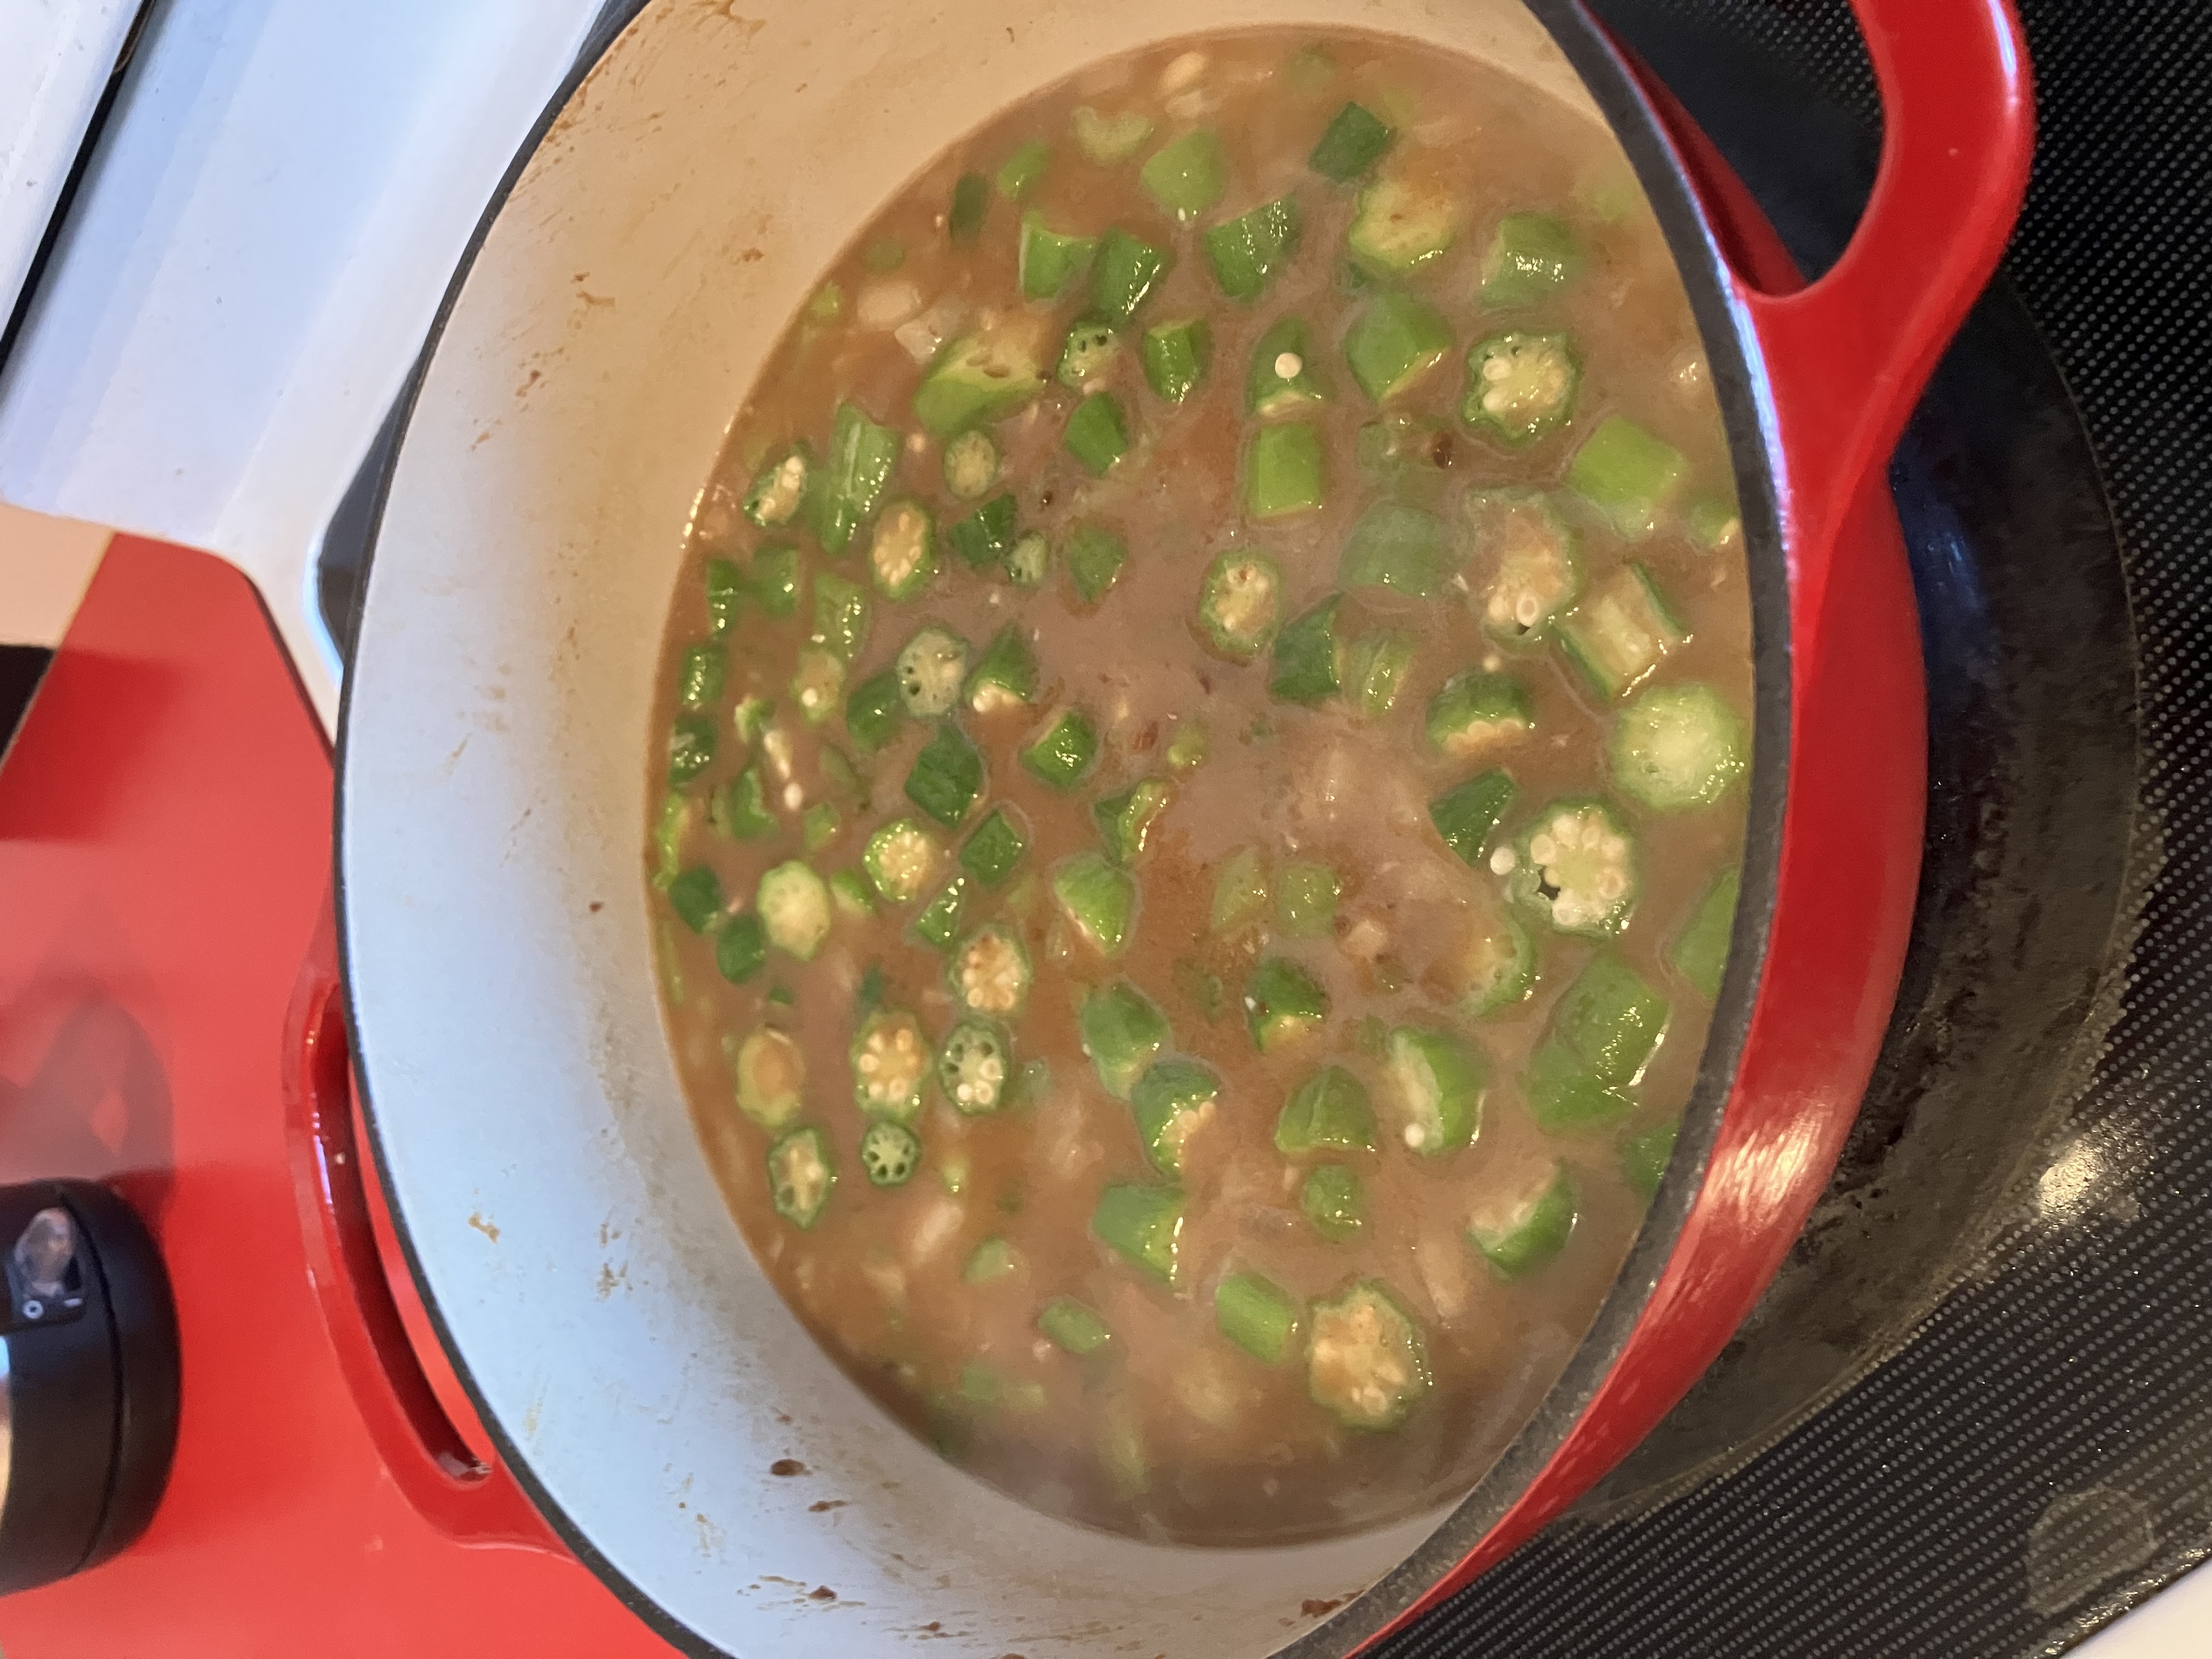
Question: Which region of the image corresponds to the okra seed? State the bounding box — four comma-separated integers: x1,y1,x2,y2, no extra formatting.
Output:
1160,50,1207,93
1529,834,1557,863
906,432,927,453
1483,357,1511,382
783,782,805,810
1275,351,1303,379
1489,844,1517,874
1403,1124,1426,1149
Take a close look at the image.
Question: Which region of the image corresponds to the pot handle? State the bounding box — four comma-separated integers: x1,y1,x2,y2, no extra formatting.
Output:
1638,0,2034,575
282,936,562,1552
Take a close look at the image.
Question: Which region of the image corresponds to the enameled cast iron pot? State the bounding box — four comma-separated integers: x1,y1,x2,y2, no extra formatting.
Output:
317,0,2032,1652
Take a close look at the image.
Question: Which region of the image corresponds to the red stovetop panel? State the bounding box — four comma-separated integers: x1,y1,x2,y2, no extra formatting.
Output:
0,538,669,1657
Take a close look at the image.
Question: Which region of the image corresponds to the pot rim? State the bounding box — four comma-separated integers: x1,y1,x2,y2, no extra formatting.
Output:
330,3,1793,1655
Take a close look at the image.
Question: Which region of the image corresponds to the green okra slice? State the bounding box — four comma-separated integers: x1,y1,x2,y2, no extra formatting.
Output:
1553,951,1670,1086
1204,195,1301,300
758,861,832,960
735,1028,805,1131
677,641,726,708
667,714,717,786
1308,101,1393,182
1244,956,1328,1052
711,765,776,839
912,331,1045,439
810,402,901,554
1463,331,1579,445
1348,168,1459,274
743,442,812,529
1339,500,1451,597
1090,228,1174,324
863,816,940,905
768,1126,835,1228
1567,416,1687,538
1269,594,1344,704
1215,1272,1300,1364
665,865,723,934
1245,423,1325,520
946,492,1019,571
1468,1162,1577,1277
1301,1164,1365,1240
938,1017,1012,1113
1426,671,1534,758
949,923,1031,1019
1621,1121,1680,1200
1064,522,1128,606
1141,318,1212,403
965,622,1040,714
1039,1295,1113,1355
1140,128,1226,220
1276,1064,1377,1154
1130,1058,1221,1177
942,429,999,501
959,805,1029,886
868,499,936,600
1022,708,1100,789
1344,291,1453,403
1073,105,1153,165
1479,212,1583,308
1197,551,1283,661
1064,393,1131,476
1275,862,1338,939
704,557,743,637
909,874,968,951
904,722,984,827
1210,845,1269,935
1091,1182,1185,1284
1384,1026,1487,1155
851,1007,930,1121
1246,317,1328,416
1671,866,1740,1000
844,668,904,752
858,1119,922,1188
716,912,768,984
1609,683,1750,811
1505,796,1638,936
1093,779,1174,866
1429,769,1517,867
1057,312,1121,390
1306,1279,1429,1429
1078,979,1170,1099
1018,211,1097,301
1053,851,1136,956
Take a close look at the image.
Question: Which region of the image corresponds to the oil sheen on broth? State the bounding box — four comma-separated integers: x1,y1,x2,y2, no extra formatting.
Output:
648,29,1750,1546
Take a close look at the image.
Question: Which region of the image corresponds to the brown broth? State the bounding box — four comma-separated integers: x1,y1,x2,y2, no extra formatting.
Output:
648,26,1750,1546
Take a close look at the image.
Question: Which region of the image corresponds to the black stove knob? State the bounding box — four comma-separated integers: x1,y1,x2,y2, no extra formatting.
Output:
0,1180,180,1595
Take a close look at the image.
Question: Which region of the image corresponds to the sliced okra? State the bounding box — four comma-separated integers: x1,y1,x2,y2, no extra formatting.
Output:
1091,1182,1185,1285
966,623,1040,714
1078,979,1170,1099
844,668,905,752
1210,845,1269,934
1429,769,1517,867
895,625,969,717
715,912,768,984
1063,393,1131,476
912,331,1045,439
851,1007,930,1120
1246,317,1328,417
735,1028,805,1131
758,861,833,960
938,1017,1012,1114
1093,779,1174,866
1609,683,1750,810
1269,594,1344,704
1130,1058,1221,1177
1688,494,1744,556
997,137,1050,200
1064,523,1128,606
1558,563,1688,697
1306,1279,1429,1430
863,816,941,905
1567,416,1687,538
1462,905,1537,1015
1470,491,1581,643
1621,1121,1680,1200
1479,212,1583,308
1141,318,1212,403
1347,629,1415,718
1057,312,1121,390
1347,168,1460,275
710,765,776,839
1463,331,1579,445
1553,951,1670,1087
1038,1295,1113,1355
1018,211,1097,301
868,500,937,600
788,648,845,727
1384,1026,1487,1155
1090,228,1173,324
704,557,743,637
1073,105,1153,165
667,714,717,785
948,171,989,243
909,874,968,952
959,805,1029,886
1344,291,1453,403
750,545,802,619
1671,866,1740,1001
809,402,901,555
828,872,873,922
1523,1036,1635,1132
1022,708,1100,789
767,1125,834,1229
1005,530,1051,588
1301,1164,1365,1240
947,493,1018,570
1245,422,1325,520
1275,1064,1377,1154
811,569,869,658
859,1119,922,1188
665,865,723,934
1427,671,1534,758
802,803,840,853
1308,101,1394,182
949,923,1032,1019
904,723,985,827
743,442,812,528
1215,1271,1300,1364
1505,796,1638,936
678,641,726,708
1468,1162,1576,1278
1204,194,1301,301
1244,956,1329,1052
963,1235,1020,1283
1053,851,1136,956
1139,128,1226,221
942,428,1000,501
653,792,690,886
1340,500,1451,597
1274,861,1338,939
1197,550,1283,662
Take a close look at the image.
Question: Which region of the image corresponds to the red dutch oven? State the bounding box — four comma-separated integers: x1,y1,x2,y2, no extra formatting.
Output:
307,0,2036,1652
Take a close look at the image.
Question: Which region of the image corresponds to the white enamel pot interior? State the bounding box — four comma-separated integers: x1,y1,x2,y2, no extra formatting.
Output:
336,3,1721,1655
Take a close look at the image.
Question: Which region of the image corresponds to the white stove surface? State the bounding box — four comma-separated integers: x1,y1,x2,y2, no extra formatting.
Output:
0,2,2200,1650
